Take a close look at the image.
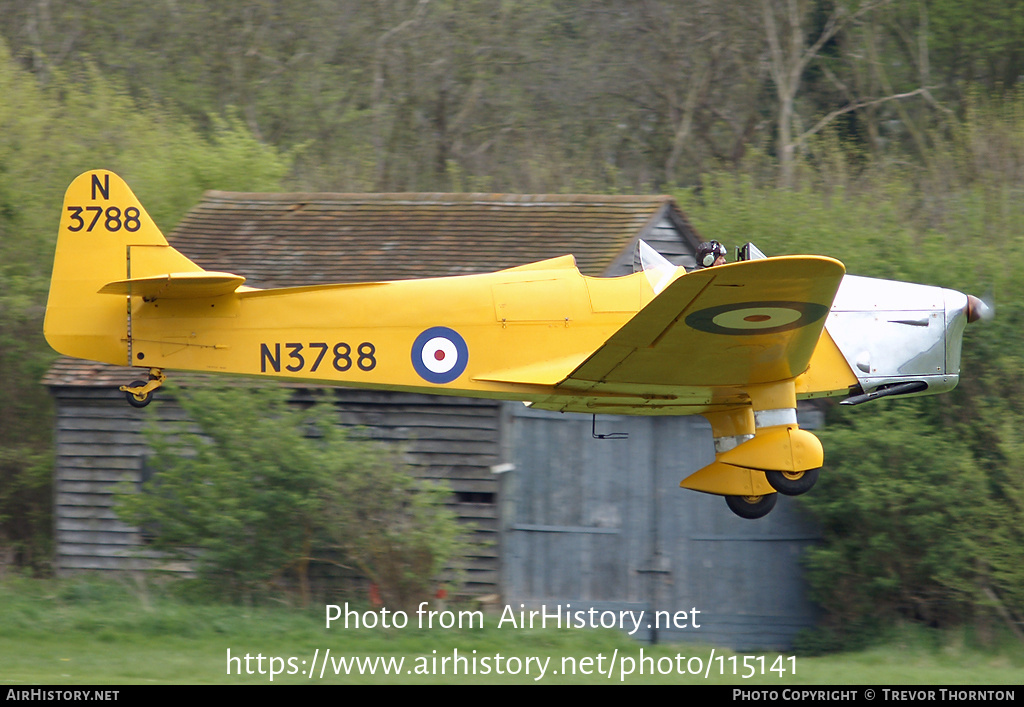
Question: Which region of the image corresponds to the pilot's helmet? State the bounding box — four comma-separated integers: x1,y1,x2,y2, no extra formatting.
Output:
695,240,727,268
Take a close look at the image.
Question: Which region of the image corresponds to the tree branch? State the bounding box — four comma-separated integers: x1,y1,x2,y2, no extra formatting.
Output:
791,87,931,148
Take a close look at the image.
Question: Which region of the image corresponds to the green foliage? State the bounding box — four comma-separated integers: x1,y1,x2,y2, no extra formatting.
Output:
0,38,289,572
797,401,1003,648
115,386,464,607
0,41,66,571
1,0,1021,194
319,440,466,611
926,0,1024,92
123,111,292,230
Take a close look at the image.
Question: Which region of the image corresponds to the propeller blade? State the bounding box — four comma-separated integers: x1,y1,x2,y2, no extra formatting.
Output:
966,294,994,323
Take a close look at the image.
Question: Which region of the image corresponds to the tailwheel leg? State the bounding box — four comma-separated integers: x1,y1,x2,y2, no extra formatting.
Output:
120,368,166,408
725,493,778,520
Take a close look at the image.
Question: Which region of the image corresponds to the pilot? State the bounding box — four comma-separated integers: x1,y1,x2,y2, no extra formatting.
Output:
695,240,728,269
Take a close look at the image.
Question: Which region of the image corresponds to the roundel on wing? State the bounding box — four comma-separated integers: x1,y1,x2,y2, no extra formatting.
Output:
685,301,830,336
411,327,469,384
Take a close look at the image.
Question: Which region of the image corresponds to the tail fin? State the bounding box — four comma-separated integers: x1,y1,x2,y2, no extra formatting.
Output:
44,170,204,366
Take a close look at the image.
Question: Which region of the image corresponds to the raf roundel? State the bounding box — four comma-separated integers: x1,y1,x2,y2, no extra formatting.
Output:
411,327,469,384
685,301,830,336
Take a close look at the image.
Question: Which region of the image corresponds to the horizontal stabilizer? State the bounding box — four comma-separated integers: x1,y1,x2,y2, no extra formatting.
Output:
98,272,246,300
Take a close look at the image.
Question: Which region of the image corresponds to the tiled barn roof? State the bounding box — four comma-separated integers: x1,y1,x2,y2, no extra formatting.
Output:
170,191,699,286
43,358,133,388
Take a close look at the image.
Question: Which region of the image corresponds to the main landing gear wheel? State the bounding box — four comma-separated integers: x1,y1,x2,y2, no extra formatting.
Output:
125,380,153,408
765,468,820,496
725,493,778,519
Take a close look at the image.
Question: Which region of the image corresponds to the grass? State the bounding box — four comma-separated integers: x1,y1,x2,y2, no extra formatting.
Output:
0,576,1021,685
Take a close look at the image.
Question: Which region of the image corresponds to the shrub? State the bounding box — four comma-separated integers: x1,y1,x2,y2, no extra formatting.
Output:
116,384,464,606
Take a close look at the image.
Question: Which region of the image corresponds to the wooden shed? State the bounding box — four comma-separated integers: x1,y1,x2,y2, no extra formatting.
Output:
44,190,820,648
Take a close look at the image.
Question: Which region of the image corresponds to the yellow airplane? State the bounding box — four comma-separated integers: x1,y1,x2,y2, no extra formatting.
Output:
44,170,989,519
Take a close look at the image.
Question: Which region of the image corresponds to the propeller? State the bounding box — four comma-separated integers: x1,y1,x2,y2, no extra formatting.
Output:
966,292,994,323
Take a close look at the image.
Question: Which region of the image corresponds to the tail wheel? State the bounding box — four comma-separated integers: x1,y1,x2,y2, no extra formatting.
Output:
725,493,778,519
125,380,153,408
121,368,165,408
765,468,820,496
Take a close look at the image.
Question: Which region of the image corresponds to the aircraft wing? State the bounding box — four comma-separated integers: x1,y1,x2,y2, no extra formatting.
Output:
558,256,845,392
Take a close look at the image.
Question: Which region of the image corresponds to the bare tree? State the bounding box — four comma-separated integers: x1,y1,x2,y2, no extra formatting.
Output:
760,0,891,187
584,0,769,188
